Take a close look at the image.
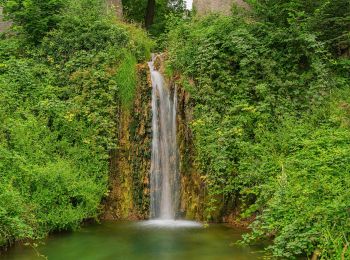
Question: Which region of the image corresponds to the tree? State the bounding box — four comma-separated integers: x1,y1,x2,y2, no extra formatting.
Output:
145,0,155,29
249,0,350,56
310,0,350,56
122,0,184,34
4,0,66,44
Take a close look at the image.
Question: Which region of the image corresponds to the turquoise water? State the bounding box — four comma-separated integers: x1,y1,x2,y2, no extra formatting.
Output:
3,221,267,260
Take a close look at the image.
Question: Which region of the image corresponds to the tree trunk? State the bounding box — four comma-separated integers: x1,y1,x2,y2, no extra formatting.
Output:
145,0,156,29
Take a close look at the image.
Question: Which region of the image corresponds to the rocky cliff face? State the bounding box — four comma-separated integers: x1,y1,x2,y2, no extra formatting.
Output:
107,0,123,17
193,0,249,15
0,7,11,33
175,83,207,220
102,65,152,220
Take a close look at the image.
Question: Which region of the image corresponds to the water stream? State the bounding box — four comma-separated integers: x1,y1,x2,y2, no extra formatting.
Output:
148,56,180,222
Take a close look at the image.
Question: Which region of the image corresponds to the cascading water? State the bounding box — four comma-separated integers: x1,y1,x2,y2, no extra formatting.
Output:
149,56,179,220
144,55,201,228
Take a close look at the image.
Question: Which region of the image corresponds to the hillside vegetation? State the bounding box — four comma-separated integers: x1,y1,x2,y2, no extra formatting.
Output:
166,1,349,258
0,0,151,248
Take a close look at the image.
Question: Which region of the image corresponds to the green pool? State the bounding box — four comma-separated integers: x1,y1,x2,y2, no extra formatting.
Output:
3,221,267,260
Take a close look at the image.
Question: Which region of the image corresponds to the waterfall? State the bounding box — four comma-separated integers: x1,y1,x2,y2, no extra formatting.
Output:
149,56,179,220
143,56,201,228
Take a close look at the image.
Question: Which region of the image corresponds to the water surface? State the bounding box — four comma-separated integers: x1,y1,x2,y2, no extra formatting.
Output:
3,221,266,260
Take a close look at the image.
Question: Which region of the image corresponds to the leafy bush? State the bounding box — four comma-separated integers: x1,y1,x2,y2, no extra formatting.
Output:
0,0,152,248
240,111,350,259
166,9,349,259
0,182,35,247
4,0,66,44
247,0,350,57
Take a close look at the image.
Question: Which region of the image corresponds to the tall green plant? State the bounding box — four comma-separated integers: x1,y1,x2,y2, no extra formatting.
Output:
4,0,66,44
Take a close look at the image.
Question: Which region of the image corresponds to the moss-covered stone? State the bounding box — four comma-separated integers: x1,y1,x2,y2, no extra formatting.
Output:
102,64,151,220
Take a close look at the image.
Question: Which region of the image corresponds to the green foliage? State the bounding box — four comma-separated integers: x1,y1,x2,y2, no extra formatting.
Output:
0,182,35,247
0,55,108,245
167,6,349,259
0,0,151,248
240,110,350,259
115,51,137,108
122,0,147,24
247,0,350,57
4,0,66,44
309,0,350,56
122,0,185,35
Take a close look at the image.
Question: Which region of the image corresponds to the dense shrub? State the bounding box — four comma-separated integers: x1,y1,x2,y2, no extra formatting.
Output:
240,109,350,259
167,9,349,259
0,0,152,248
3,0,66,44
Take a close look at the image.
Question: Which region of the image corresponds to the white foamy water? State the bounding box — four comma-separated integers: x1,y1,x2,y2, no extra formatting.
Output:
185,0,193,10
139,219,202,228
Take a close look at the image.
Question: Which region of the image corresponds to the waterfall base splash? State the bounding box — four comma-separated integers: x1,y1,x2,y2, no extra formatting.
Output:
139,219,202,228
